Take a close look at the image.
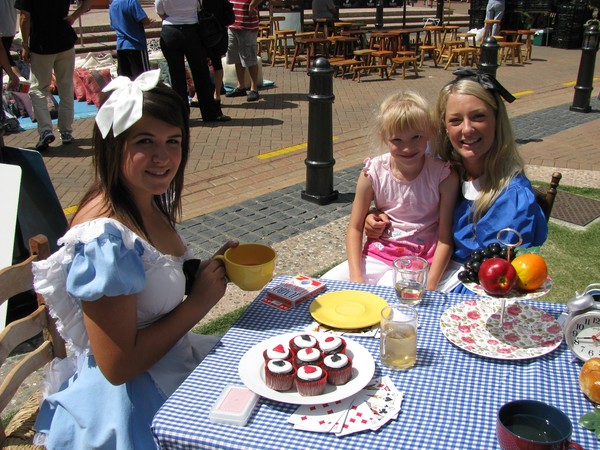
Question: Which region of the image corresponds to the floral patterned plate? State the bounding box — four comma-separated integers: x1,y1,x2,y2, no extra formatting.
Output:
439,299,563,360
463,276,552,300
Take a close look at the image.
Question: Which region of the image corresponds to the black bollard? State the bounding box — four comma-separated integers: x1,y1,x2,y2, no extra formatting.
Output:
436,0,444,23
301,57,339,205
375,0,384,30
570,24,600,113
479,36,499,78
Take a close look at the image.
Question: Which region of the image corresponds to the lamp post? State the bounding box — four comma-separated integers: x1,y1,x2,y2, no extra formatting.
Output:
570,23,599,113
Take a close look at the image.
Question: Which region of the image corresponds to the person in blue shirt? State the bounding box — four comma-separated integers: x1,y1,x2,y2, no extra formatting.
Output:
365,69,548,293
109,0,153,79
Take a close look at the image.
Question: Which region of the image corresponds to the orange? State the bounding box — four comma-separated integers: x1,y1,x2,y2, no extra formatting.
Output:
511,254,548,291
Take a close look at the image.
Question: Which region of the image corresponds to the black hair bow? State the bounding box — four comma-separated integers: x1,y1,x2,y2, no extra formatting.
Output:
452,68,516,103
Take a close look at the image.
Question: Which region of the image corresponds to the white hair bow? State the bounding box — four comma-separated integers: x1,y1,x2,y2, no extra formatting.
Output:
95,69,162,138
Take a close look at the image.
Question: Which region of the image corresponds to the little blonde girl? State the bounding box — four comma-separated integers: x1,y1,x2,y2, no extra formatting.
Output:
323,91,459,289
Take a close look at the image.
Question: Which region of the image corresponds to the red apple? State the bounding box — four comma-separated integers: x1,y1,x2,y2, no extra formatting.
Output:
478,257,517,295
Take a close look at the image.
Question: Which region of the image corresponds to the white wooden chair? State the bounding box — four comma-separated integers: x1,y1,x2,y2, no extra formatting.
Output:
0,235,66,448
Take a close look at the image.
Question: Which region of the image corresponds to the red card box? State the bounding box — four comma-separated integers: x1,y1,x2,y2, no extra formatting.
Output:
265,275,327,308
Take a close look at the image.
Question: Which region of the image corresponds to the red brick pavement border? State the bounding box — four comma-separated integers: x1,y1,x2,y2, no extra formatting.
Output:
3,25,599,222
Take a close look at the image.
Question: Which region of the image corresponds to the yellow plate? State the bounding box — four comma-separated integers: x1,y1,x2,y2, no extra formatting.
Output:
309,290,388,329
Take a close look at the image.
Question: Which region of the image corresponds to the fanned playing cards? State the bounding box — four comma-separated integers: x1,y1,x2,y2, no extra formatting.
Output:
288,376,403,437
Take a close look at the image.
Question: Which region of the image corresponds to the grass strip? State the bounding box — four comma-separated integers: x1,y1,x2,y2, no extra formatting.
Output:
196,183,600,335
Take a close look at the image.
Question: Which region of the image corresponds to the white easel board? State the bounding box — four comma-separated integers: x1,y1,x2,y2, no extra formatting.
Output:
0,163,22,331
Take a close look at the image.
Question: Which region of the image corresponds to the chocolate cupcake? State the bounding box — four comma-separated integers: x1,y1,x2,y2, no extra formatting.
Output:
319,336,347,355
265,359,296,391
289,334,319,352
323,353,353,386
263,343,292,362
295,347,324,367
295,365,327,396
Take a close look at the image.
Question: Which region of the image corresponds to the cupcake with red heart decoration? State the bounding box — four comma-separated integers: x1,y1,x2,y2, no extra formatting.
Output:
289,334,319,352
264,359,296,391
295,347,324,368
295,365,327,396
323,353,353,385
263,343,292,362
319,336,346,355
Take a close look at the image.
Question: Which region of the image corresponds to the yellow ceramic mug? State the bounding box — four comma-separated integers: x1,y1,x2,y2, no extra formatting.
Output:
214,243,276,291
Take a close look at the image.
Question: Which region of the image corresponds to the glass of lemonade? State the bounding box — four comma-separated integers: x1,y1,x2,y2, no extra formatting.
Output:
393,256,429,306
380,305,418,370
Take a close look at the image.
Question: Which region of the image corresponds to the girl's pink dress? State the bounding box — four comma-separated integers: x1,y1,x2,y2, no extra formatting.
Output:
363,154,451,264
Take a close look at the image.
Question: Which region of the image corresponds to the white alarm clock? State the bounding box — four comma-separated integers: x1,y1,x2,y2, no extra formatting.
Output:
563,284,600,361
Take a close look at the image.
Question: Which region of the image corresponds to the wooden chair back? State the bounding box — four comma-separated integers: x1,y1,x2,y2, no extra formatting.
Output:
483,19,502,39
0,234,66,447
535,172,562,222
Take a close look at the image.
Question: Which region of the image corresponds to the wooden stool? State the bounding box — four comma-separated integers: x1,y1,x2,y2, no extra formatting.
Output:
330,58,361,79
500,30,518,42
353,49,374,66
391,56,418,79
419,25,443,67
443,25,460,41
272,29,296,68
314,18,330,37
332,36,359,59
435,39,464,67
517,29,535,61
444,46,477,69
258,21,270,38
352,64,389,82
499,41,524,65
257,36,273,63
290,37,329,71
457,32,477,48
483,19,501,39
368,33,394,67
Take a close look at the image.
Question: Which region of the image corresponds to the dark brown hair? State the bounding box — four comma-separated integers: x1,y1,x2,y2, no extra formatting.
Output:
75,83,190,241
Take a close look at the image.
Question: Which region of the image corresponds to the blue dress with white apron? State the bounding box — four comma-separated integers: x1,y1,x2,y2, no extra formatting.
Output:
32,218,220,449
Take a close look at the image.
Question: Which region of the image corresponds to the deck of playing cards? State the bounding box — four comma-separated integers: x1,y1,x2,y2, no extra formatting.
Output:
263,275,327,310
288,376,403,436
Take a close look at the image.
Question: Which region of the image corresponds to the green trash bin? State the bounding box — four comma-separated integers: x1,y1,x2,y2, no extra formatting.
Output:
533,28,553,46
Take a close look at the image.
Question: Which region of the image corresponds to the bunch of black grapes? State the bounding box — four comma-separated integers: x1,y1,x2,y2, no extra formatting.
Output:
457,242,517,283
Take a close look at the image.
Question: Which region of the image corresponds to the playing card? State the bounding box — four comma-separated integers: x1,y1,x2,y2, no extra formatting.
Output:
365,377,404,430
351,376,404,431
289,398,354,433
286,376,404,437
335,401,377,436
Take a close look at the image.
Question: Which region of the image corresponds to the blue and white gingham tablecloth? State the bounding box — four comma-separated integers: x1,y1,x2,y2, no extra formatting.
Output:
151,277,597,449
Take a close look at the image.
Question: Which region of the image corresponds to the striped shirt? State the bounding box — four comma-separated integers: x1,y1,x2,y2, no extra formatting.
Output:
229,0,259,32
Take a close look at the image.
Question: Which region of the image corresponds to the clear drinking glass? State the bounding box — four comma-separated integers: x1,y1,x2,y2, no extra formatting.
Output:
393,256,429,306
380,305,418,370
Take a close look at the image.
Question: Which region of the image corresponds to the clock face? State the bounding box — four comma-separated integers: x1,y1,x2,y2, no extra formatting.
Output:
565,312,600,361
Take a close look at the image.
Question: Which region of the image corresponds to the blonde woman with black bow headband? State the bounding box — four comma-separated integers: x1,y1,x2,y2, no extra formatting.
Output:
366,69,548,293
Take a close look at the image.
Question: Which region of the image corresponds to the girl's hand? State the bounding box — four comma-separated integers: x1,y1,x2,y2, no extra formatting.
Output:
364,212,390,239
212,240,239,258
187,241,239,307
188,258,227,308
